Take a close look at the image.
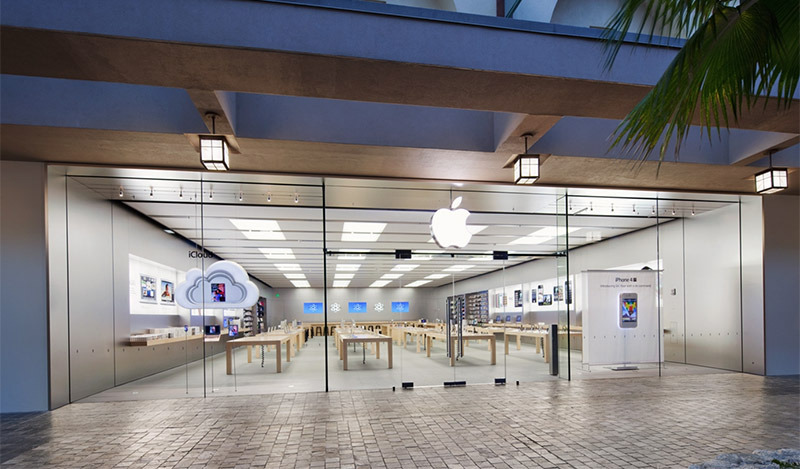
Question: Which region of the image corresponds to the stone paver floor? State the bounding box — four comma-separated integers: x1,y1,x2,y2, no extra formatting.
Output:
1,373,798,468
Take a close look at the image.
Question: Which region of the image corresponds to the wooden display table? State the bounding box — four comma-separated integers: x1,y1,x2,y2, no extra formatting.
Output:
336,332,393,370
503,329,549,362
226,334,292,374
305,321,423,338
391,326,430,353
425,331,496,367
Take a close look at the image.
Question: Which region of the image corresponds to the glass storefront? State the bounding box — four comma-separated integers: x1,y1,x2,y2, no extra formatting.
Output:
49,166,750,402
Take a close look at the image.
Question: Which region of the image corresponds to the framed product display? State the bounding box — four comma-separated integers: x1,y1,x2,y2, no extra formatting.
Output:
228,324,239,336
303,302,323,314
160,280,174,304
537,285,544,305
554,286,563,302
565,280,573,305
205,325,220,335
514,290,522,307
619,293,638,328
140,275,157,303
515,315,522,323
542,294,552,306
211,283,226,302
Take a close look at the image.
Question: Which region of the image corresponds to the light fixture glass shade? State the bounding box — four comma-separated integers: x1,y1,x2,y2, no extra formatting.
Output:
755,168,788,194
514,154,539,184
200,136,230,171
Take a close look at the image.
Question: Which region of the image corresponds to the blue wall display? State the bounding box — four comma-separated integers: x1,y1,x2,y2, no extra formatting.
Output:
348,302,367,313
391,301,409,313
303,302,323,314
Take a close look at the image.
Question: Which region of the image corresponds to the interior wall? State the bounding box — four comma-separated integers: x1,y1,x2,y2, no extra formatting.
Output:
276,287,437,323
763,194,800,376
0,161,50,412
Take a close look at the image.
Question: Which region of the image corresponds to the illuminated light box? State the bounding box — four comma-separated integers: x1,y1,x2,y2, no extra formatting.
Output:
304,302,323,314
391,302,410,313
348,302,367,313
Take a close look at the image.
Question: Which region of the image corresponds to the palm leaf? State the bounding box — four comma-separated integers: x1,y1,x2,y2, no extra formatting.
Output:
602,0,799,163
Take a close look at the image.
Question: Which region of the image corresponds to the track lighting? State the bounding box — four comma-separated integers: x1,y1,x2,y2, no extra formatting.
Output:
119,187,124,197
150,187,153,198
294,193,299,204
179,189,183,199
209,191,213,200
238,192,243,201
267,192,272,202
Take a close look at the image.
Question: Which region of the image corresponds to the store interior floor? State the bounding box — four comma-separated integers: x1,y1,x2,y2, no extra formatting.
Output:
79,336,732,403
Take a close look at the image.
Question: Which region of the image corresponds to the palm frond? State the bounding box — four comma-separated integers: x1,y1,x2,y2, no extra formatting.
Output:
603,0,799,163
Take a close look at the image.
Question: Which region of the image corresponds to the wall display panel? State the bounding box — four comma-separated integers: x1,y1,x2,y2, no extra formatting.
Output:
391,301,409,313
304,302,323,314
580,270,662,366
348,301,367,313
129,255,187,315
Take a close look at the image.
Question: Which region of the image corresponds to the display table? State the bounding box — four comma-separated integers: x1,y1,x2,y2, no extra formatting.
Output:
336,331,393,370
391,326,430,352
425,331,496,366
306,321,424,338
225,334,292,374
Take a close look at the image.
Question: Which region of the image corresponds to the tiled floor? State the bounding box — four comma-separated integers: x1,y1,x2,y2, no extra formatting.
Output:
1,374,798,468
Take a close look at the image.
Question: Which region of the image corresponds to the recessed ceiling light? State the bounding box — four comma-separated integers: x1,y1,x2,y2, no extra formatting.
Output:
405,280,431,288
259,248,295,259
332,280,350,288
381,273,403,279
284,273,306,279
341,222,386,243
334,273,355,280
443,265,474,272
508,227,579,245
425,274,449,279
163,229,175,235
391,264,419,272
275,264,302,271
230,219,285,240
290,280,311,288
336,264,361,271
370,280,391,288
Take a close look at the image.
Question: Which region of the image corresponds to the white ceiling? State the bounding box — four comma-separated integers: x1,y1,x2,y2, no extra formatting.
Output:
69,169,738,288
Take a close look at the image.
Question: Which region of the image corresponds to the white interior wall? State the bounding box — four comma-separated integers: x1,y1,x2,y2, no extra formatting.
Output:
741,196,765,374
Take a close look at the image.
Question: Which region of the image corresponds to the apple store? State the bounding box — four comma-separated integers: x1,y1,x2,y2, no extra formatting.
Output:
45,166,764,402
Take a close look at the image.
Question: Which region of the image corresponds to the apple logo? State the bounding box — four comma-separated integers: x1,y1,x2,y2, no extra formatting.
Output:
431,196,472,248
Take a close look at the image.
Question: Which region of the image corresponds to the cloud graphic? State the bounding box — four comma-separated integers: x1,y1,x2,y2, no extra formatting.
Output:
175,260,259,309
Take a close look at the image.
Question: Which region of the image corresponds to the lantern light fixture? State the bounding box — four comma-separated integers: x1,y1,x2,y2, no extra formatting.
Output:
755,151,788,194
200,113,230,171
513,133,539,185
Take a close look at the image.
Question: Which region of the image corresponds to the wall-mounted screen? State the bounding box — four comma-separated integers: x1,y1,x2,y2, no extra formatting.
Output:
140,275,156,303
391,301,409,313
228,324,238,336
348,302,367,313
160,280,174,304
211,283,226,302
204,325,220,335
514,290,522,307
304,302,323,314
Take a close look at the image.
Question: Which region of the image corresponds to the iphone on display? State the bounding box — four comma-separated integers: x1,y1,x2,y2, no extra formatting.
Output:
619,293,638,328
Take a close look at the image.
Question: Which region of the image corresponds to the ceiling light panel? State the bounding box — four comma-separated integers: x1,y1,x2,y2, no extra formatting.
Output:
405,280,431,287
332,280,350,288
337,249,369,260
275,263,302,271
290,280,311,288
370,280,392,288
284,273,306,279
334,273,355,279
425,274,449,279
381,273,403,279
336,264,361,271
230,219,285,240
391,264,419,272
508,226,580,245
341,222,386,242
443,265,474,272
259,248,295,259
